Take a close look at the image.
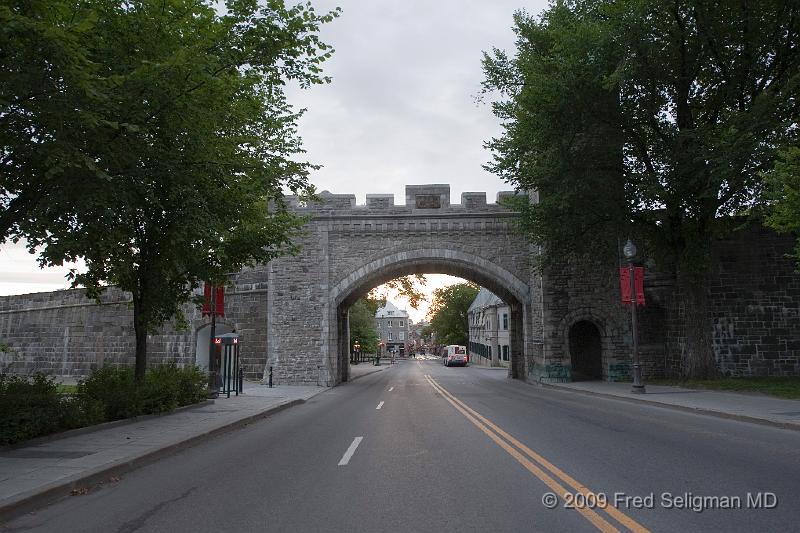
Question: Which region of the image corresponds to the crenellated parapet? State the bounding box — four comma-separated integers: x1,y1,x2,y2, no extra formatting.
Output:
283,184,525,213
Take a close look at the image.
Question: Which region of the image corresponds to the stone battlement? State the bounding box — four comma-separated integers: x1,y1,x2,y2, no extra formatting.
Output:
284,184,524,212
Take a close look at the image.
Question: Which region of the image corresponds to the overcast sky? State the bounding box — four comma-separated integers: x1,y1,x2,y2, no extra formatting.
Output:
0,0,550,319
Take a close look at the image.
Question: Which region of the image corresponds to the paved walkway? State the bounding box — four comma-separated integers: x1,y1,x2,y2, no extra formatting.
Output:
0,381,325,521
542,380,800,430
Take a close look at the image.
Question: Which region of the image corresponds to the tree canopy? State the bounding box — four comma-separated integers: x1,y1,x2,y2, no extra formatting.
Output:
483,0,800,378
348,296,382,354
765,146,800,264
426,282,479,347
1,0,339,378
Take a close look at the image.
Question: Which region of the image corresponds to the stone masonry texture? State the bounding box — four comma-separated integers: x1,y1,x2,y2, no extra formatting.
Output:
1,186,798,384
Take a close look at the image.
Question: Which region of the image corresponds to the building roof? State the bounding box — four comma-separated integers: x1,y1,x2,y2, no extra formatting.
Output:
468,288,504,313
375,300,409,319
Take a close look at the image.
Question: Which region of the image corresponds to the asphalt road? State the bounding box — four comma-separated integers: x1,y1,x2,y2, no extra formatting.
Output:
4,359,800,532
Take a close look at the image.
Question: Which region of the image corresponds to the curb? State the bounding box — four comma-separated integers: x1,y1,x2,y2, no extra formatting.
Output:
347,366,386,383
534,381,800,432
0,398,307,522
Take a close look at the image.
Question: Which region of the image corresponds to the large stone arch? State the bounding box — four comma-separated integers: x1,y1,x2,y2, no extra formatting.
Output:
326,248,531,385
331,248,530,308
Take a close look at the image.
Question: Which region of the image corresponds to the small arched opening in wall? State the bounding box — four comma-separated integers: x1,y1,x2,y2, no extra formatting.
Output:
195,321,235,371
329,249,531,385
557,309,617,381
568,321,603,381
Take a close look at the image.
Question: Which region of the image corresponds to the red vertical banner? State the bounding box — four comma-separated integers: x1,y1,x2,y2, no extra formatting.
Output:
202,283,212,316
634,267,645,306
619,267,631,304
215,286,225,317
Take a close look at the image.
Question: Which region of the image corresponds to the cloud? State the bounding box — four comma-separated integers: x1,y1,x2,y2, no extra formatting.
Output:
0,0,550,296
285,0,548,203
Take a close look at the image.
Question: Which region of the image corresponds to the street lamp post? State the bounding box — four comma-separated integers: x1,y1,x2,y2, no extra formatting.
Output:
623,239,645,393
207,285,219,398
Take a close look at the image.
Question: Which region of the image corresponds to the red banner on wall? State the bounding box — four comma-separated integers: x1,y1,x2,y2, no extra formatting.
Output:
619,267,645,306
215,286,225,317
202,283,211,316
202,283,225,317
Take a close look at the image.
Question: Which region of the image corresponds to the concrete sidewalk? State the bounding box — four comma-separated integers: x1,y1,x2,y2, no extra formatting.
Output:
541,380,800,430
0,381,326,521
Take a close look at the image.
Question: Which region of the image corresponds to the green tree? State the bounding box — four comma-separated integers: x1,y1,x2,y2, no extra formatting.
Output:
427,282,479,346
1,0,339,379
348,296,382,354
348,274,427,354
483,0,800,378
765,146,800,263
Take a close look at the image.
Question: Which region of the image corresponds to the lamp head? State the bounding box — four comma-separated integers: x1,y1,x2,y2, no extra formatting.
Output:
623,239,637,260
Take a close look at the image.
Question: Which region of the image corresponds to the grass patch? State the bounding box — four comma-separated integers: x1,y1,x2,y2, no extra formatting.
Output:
651,377,800,400
57,384,78,394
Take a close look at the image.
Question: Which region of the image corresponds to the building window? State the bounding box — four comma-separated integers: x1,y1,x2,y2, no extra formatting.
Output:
399,320,404,328
399,332,405,340
503,313,508,330
388,332,393,341
388,320,392,328
503,345,509,361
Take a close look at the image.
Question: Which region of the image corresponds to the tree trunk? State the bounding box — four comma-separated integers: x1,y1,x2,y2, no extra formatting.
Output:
678,270,717,379
132,295,148,381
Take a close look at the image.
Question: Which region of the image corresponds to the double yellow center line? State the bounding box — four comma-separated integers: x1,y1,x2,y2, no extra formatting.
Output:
424,375,649,533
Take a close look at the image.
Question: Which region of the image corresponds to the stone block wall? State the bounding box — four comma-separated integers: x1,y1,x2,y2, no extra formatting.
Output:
2,183,797,385
0,268,270,379
530,259,636,382
269,184,531,385
665,226,800,377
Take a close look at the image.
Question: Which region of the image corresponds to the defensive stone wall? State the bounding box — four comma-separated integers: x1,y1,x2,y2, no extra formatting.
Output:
1,184,798,385
0,266,271,379
267,185,532,385
665,226,800,377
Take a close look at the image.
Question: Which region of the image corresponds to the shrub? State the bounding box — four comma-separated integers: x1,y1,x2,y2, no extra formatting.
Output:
77,362,208,419
0,363,208,445
0,373,104,445
0,373,62,445
78,366,141,420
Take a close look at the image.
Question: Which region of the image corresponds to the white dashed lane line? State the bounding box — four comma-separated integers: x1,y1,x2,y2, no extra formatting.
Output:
338,437,364,466
376,401,384,409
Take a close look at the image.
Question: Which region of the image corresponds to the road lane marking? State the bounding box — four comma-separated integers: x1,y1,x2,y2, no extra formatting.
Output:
338,437,364,466
425,376,650,533
388,387,394,392
376,401,384,409
428,377,648,533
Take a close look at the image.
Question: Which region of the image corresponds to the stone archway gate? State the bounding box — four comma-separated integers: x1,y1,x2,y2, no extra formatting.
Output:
265,185,542,386
0,184,639,385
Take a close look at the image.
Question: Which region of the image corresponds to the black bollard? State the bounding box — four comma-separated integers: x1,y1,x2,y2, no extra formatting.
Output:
238,367,243,394
269,366,273,388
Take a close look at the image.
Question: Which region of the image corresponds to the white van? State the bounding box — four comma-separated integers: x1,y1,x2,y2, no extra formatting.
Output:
443,345,468,367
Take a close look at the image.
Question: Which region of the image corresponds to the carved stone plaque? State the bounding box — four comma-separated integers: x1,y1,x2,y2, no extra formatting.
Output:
415,194,441,209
